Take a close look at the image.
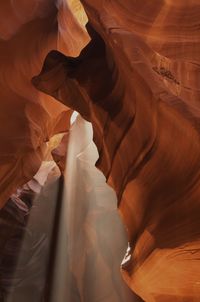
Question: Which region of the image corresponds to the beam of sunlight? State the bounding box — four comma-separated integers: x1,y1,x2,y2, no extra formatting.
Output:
70,111,79,125
3,115,138,302
50,116,136,302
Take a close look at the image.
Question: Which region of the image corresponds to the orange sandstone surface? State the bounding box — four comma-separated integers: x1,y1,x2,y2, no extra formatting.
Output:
33,1,200,301
1,0,200,301
0,0,89,207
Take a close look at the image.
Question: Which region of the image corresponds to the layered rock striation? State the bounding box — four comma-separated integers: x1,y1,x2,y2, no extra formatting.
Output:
0,0,89,208
33,1,200,301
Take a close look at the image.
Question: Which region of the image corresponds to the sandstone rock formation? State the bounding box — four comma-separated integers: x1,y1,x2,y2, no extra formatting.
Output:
0,0,90,208
1,0,200,301
33,1,200,301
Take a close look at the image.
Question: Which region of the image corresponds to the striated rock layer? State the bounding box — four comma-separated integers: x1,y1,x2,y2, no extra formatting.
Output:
0,0,89,208
33,1,200,301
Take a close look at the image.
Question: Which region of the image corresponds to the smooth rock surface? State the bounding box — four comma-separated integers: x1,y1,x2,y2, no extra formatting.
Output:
33,1,200,301
0,0,89,208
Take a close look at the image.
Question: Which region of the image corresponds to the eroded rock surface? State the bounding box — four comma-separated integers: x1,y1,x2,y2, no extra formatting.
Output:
33,1,200,301
0,0,90,208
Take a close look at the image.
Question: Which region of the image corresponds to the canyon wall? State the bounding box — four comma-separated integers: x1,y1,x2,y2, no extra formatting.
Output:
0,0,89,208
1,0,200,301
33,1,200,301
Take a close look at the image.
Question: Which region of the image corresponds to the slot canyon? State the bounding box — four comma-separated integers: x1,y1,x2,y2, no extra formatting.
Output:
0,1,200,301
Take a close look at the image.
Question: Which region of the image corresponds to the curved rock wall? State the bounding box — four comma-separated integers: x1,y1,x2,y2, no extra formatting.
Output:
0,0,89,208
33,1,200,301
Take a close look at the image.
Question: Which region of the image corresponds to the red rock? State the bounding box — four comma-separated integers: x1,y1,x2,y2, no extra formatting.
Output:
1,0,200,301
0,0,90,208
33,1,200,300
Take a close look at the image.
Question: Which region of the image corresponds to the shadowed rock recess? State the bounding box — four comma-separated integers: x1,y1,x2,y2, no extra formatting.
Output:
1,0,200,301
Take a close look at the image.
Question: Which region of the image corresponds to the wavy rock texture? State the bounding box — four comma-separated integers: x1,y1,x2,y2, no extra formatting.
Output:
33,1,200,301
0,0,90,208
